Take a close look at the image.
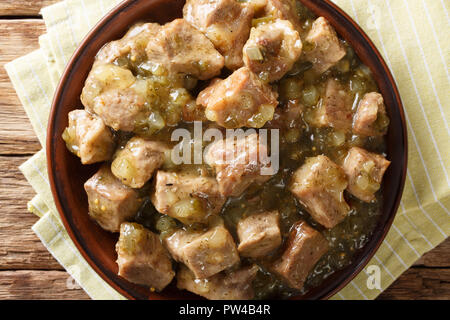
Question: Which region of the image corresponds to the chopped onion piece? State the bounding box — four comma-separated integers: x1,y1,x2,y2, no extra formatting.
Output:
330,131,346,146
356,174,369,190
246,46,264,61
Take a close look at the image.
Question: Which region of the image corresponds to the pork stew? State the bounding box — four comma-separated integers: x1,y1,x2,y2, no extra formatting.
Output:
63,0,391,299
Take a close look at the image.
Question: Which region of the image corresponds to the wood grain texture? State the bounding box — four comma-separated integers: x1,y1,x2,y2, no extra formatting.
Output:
0,20,44,156
0,12,448,300
0,271,89,299
0,156,62,270
414,240,450,268
378,267,450,300
0,1,58,16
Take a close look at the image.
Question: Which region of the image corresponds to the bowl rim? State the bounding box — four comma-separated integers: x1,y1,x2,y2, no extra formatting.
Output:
46,0,408,300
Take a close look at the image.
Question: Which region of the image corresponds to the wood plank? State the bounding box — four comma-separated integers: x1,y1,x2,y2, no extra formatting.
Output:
0,1,58,16
0,270,89,299
0,156,62,270
414,239,450,267
378,267,450,300
0,20,45,156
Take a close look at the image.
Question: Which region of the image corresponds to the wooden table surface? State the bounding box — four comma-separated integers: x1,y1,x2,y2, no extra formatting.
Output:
0,0,448,300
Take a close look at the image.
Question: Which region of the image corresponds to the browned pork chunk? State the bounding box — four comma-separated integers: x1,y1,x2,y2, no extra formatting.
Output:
197,67,279,128
151,171,225,225
304,17,346,74
243,19,302,82
164,226,240,279
62,109,115,164
264,0,301,30
237,210,282,258
289,155,350,229
92,87,147,132
116,222,175,291
95,23,160,65
205,133,274,197
270,220,328,290
81,64,150,132
84,165,141,232
183,0,254,70
266,100,304,130
342,147,391,202
177,264,259,300
353,92,390,136
195,77,223,107
308,78,353,131
146,19,224,80
111,137,169,188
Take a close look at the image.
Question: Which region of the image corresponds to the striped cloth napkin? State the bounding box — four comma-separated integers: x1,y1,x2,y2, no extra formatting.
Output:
5,0,449,300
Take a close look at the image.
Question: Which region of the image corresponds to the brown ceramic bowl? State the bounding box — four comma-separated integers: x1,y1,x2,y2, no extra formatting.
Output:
47,0,407,300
